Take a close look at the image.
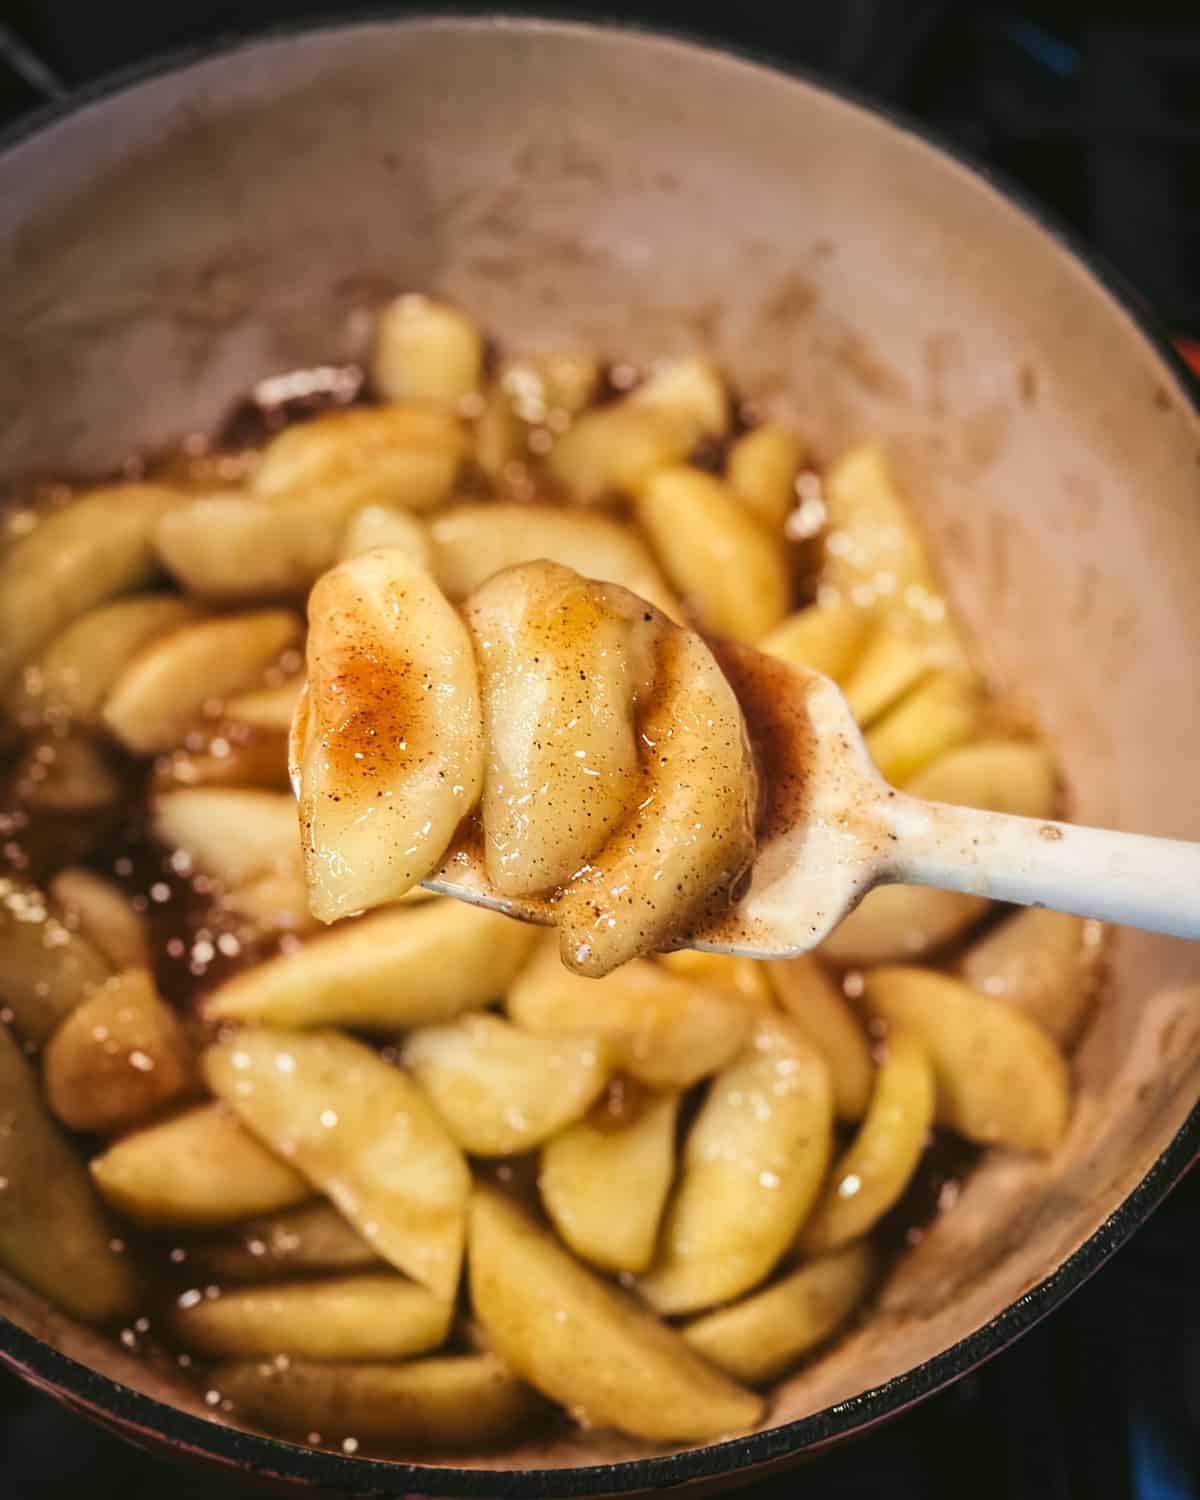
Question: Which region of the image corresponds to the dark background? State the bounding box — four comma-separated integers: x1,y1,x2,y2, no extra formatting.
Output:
1,3,1198,1496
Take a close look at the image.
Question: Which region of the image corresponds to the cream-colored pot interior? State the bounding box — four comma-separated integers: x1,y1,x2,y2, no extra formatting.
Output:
1,16,1198,1482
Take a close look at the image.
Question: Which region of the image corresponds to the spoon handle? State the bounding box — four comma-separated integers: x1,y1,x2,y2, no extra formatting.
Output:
880,794,1200,940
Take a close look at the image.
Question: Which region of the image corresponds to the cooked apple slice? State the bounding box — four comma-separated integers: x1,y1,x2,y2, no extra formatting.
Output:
767,956,873,1121
727,424,805,532
639,1015,833,1315
50,868,151,971
5,594,202,730
102,609,302,753
0,875,112,1044
370,294,484,403
799,1029,934,1252
635,466,791,643
656,950,774,1011
225,675,306,732
631,355,729,440
500,351,600,421
0,483,182,690
339,505,433,566
252,401,469,503
90,1104,310,1227
821,740,1057,965
547,391,703,503
862,966,1071,1154
152,788,300,887
682,1242,874,1384
506,938,747,1089
465,563,655,896
556,624,757,975
150,724,291,794
12,732,122,813
0,1022,138,1323
960,908,1103,1044
469,1188,762,1441
405,1014,609,1156
192,1201,381,1282
214,1351,540,1448
758,604,871,682
540,1089,678,1272
205,900,537,1030
204,1029,470,1299
841,627,930,726
171,1272,452,1361
42,970,195,1135
296,548,484,920
429,502,680,617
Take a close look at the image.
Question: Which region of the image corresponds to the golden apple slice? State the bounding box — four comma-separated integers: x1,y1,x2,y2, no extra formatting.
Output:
225,674,306,732
0,875,112,1044
635,465,791,643
49,868,151,971
960,908,1103,1044
296,548,484,920
682,1242,875,1384
192,1201,380,1282
656,950,774,1011
556,625,757,975
540,1089,678,1272
370,295,484,403
767,956,874,1121
727,424,805,532
469,1188,762,1441
152,788,300,887
758,604,871,682
862,966,1071,1154
0,483,182,689
506,938,748,1089
405,1014,609,1156
6,594,202,730
841,627,930,726
864,670,982,786
90,1104,310,1227
800,1029,935,1252
204,1029,470,1299
0,1022,138,1322
102,609,302,753
205,899,537,1030
640,1015,834,1315
42,970,196,1135
171,1272,452,1360
465,563,655,895
214,1351,540,1448
429,501,680,616
339,505,432,566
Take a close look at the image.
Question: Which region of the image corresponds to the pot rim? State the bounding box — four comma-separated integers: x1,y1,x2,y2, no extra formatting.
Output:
2,12,1198,1495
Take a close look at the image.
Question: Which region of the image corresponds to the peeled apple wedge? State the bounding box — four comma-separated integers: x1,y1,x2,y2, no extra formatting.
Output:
821,739,1058,966
252,401,469,502
225,675,306,732
767,956,874,1120
152,788,300,888
405,1014,610,1156
42,969,195,1135
727,423,805,531
864,670,982,786
799,1028,935,1252
469,1188,763,1442
339,504,432,566
631,355,729,440
507,938,748,1089
214,1352,540,1448
204,1029,470,1300
862,967,1071,1154
465,563,655,896
90,1104,310,1228
102,609,302,753
5,593,202,730
429,502,679,617
640,1015,834,1315
49,868,151,971
960,908,1102,1044
192,1201,381,1282
556,624,758,975
170,1272,452,1361
841,627,931,727
540,1089,679,1272
682,1241,875,1385
656,950,773,1011
634,465,791,643
370,294,484,403
499,351,600,421
0,1022,138,1323
295,548,484,920
0,483,182,690
0,875,112,1044
758,604,872,683
205,899,537,1031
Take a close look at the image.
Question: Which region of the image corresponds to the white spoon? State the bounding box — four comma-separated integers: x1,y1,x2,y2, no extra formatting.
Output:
425,643,1200,958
